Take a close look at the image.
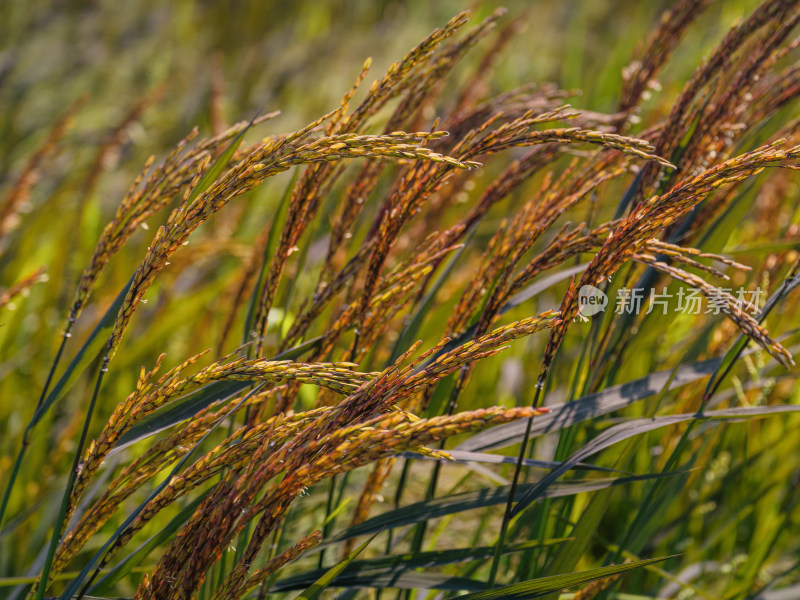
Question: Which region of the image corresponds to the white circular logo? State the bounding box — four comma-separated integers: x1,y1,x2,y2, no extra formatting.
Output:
578,285,608,317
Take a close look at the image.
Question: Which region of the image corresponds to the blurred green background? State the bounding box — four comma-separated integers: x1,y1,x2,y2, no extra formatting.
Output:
0,0,764,367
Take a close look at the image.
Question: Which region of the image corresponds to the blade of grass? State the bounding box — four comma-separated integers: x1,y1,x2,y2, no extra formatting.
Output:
457,356,723,453
398,450,625,474
295,532,379,600
88,492,210,594
243,168,297,347
272,540,568,592
0,275,132,531
454,556,674,599
509,404,800,519
325,473,680,547
702,261,800,405
36,358,109,600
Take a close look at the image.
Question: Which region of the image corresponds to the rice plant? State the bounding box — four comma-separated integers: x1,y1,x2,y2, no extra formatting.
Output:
1,1,800,599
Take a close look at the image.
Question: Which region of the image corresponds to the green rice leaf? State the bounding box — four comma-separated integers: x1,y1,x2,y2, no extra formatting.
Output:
326,473,678,545
452,556,673,599
510,404,800,518
272,540,568,592
294,532,378,600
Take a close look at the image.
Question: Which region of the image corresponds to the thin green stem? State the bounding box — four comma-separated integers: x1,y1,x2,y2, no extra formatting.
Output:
318,475,337,569
488,383,543,587
0,323,72,530
36,352,106,600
